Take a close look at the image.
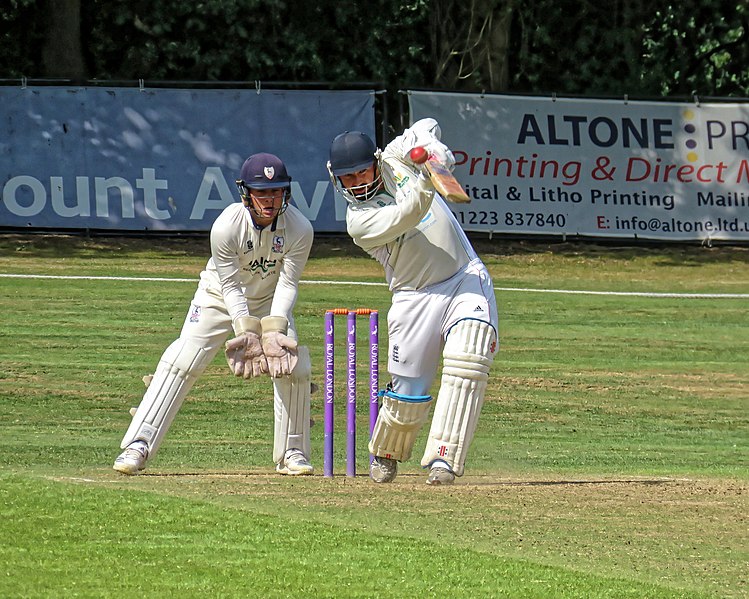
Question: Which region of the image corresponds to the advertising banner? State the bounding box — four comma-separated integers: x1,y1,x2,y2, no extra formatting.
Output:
1,86,374,232
409,91,749,242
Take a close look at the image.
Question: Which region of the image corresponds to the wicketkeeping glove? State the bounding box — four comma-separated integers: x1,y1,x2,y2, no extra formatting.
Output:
260,315,299,378
225,316,268,379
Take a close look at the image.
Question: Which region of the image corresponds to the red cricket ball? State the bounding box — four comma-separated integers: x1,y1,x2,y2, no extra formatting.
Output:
409,146,428,164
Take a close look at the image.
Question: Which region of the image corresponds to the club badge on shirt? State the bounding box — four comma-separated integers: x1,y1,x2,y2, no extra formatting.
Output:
272,235,284,253
189,304,201,323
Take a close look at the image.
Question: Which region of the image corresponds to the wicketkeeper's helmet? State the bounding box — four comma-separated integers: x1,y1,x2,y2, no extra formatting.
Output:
237,153,292,190
235,152,292,217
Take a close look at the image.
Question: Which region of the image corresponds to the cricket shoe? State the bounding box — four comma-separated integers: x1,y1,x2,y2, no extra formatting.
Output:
426,466,455,486
276,449,314,476
113,442,148,475
370,456,398,483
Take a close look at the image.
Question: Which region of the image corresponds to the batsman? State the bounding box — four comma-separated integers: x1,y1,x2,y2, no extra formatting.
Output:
113,153,315,476
327,118,499,485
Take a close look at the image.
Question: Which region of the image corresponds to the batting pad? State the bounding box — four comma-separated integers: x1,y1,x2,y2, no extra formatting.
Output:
121,338,213,457
421,319,496,476
273,345,312,464
369,390,433,461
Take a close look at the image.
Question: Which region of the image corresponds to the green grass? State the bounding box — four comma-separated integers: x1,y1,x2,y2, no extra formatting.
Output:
3,473,691,599
0,233,747,598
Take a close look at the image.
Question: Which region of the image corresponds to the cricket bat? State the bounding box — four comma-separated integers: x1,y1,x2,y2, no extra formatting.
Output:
408,146,470,203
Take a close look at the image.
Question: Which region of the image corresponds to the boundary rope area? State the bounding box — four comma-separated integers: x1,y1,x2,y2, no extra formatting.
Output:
1,273,747,299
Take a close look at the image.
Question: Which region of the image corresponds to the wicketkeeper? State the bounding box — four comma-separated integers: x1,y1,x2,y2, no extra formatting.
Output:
114,153,315,476
327,118,499,485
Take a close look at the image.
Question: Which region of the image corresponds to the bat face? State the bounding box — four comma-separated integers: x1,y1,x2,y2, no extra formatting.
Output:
424,158,470,204
409,147,470,204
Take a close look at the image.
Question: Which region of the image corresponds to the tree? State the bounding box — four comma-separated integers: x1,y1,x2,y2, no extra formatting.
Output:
0,0,46,78
429,0,515,91
641,1,749,97
42,0,86,80
0,0,746,98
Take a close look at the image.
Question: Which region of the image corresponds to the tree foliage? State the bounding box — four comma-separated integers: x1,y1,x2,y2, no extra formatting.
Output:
640,1,748,97
0,0,747,97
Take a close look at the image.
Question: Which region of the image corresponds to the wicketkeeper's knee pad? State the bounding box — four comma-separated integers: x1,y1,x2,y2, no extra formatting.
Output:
273,345,312,463
121,338,214,457
368,390,434,461
421,318,497,476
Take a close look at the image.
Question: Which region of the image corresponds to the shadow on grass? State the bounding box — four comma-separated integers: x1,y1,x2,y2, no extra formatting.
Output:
468,236,749,266
1,230,747,264
114,471,681,489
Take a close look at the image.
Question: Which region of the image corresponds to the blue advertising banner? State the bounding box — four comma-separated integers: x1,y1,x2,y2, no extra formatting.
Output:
0,86,374,231
409,91,749,242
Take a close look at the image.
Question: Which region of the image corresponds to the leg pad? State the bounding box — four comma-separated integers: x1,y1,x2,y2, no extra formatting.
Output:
273,346,312,464
368,390,433,461
421,319,496,476
121,338,214,458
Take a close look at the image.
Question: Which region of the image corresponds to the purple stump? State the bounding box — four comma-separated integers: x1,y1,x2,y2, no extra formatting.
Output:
346,311,357,477
369,311,379,463
323,311,335,477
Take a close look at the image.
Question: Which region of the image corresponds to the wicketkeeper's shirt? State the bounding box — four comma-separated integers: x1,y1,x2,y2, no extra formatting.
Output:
194,202,313,330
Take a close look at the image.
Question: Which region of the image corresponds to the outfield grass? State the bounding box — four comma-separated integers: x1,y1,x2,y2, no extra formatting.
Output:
0,233,747,598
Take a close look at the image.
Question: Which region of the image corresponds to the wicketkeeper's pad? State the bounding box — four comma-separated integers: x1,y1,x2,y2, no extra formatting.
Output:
121,338,213,458
272,345,312,463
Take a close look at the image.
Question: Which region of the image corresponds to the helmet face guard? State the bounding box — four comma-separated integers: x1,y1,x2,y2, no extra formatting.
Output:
328,131,383,203
235,181,291,218
326,160,383,204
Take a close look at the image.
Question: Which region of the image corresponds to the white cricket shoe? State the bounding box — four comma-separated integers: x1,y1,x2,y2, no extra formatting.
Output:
370,456,398,483
276,449,314,476
426,466,455,486
113,442,148,475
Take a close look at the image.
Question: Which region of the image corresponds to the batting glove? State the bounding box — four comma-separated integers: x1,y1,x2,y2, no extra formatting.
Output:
405,141,455,171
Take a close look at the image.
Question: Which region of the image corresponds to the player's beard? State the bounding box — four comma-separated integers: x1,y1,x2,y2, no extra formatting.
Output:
348,175,383,202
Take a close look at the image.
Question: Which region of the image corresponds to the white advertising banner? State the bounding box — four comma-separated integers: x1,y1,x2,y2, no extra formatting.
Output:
409,91,749,242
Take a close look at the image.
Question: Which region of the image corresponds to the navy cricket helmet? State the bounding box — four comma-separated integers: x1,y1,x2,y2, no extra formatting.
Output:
328,132,378,176
237,153,291,190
